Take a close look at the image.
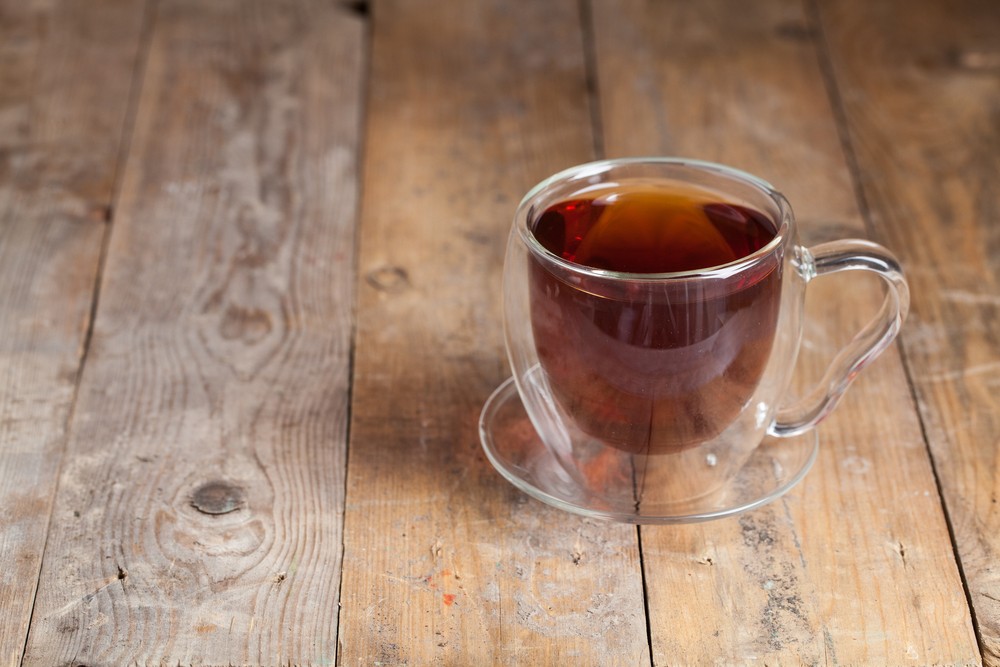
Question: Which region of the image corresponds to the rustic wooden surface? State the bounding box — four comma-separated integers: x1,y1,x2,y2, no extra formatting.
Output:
338,1,648,662
18,1,364,664
0,0,996,664
592,0,980,662
0,1,148,664
817,0,1000,662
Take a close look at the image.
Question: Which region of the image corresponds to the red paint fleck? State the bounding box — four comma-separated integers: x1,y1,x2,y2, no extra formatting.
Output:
442,593,456,606
440,569,451,577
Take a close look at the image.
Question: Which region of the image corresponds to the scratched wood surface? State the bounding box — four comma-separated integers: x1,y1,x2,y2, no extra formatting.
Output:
337,0,649,663
0,1,147,664
18,1,364,664
0,0,996,664
815,0,1000,662
591,0,980,662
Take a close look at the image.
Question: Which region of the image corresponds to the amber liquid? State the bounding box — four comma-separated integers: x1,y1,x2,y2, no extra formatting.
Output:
529,182,783,455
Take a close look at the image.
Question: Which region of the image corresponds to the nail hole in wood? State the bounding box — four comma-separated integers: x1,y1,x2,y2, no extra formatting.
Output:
343,0,369,17
88,205,113,223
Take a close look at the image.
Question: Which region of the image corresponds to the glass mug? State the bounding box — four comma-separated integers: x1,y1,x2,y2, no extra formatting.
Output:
494,158,909,519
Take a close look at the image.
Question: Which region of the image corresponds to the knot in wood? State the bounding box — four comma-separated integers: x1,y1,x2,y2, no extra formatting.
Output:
191,480,246,515
365,265,410,293
219,304,272,343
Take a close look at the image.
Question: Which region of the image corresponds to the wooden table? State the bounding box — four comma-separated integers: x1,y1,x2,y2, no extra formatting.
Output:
2,0,997,664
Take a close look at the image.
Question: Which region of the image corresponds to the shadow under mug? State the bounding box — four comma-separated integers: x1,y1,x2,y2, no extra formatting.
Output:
502,158,909,510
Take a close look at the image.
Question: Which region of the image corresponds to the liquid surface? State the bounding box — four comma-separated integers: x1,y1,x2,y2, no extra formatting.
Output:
531,183,777,273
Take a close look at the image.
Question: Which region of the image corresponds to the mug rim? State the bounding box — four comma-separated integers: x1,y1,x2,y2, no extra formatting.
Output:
516,157,792,282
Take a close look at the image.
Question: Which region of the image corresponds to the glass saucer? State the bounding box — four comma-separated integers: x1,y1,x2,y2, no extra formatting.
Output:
479,377,819,524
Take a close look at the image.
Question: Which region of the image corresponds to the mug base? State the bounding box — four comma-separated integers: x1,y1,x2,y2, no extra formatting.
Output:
479,376,818,524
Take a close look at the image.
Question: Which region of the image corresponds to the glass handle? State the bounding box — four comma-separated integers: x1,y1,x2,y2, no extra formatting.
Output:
769,239,910,438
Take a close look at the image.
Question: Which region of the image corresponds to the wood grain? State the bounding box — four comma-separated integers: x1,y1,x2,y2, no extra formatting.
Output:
20,1,364,664
0,1,147,664
3,0,992,661
337,0,649,663
816,0,1000,661
590,0,980,662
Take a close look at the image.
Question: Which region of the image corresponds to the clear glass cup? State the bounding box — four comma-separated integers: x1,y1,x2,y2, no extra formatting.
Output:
484,158,909,521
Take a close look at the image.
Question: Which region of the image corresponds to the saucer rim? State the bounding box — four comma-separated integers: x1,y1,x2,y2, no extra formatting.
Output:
479,376,819,524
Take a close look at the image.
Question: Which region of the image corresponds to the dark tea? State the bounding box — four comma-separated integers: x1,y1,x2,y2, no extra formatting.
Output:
528,181,783,455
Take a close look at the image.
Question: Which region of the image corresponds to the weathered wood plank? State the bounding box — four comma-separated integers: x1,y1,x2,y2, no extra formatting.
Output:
0,1,147,664
816,0,1000,661
590,0,980,662
20,1,364,664
337,0,649,663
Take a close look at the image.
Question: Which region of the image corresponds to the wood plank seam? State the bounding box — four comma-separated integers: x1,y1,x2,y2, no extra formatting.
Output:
332,0,373,654
804,0,986,661
635,526,655,666
578,0,606,163
9,1,158,664
578,3,654,662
